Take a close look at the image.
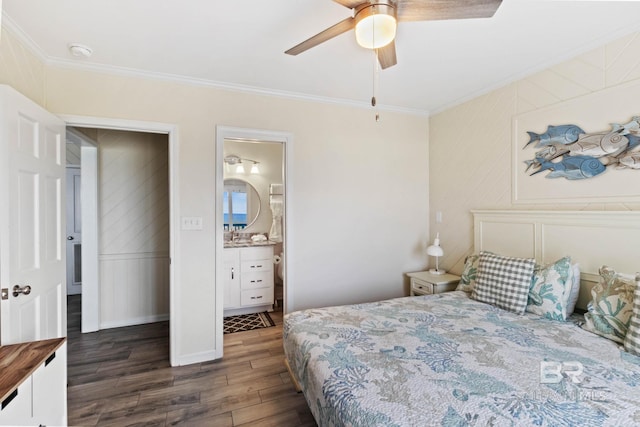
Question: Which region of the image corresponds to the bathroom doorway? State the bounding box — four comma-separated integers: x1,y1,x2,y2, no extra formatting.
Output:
215,127,292,355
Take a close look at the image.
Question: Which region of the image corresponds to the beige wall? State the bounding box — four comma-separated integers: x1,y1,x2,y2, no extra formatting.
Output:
430,31,640,276
0,28,429,363
0,27,45,105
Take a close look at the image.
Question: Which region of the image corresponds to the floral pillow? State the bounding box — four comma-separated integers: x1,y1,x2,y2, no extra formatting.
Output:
623,273,640,356
456,254,480,293
583,266,637,343
526,256,573,321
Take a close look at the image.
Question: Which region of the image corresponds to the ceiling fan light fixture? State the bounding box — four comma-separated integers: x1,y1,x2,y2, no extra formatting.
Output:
355,3,397,50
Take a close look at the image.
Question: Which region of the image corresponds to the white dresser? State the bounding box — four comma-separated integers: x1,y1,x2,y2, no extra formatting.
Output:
224,245,274,316
0,338,67,426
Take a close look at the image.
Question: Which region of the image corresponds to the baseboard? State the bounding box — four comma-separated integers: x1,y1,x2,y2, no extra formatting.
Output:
223,304,273,317
100,313,169,330
175,349,222,366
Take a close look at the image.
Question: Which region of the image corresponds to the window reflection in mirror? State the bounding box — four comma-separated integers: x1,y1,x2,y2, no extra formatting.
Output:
223,179,261,230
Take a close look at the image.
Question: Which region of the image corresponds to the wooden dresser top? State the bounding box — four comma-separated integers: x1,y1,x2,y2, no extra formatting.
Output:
0,337,66,402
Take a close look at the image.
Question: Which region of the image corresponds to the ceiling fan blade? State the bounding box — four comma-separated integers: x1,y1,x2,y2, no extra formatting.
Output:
285,17,356,56
332,0,365,9
377,41,397,69
397,0,502,22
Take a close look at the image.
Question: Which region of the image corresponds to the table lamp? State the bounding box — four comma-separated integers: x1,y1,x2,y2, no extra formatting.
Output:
427,233,445,275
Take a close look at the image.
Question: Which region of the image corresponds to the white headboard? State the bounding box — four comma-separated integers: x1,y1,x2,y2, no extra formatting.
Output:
472,210,640,310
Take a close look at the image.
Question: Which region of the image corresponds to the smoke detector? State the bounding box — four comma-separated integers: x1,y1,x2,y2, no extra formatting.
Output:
68,43,93,58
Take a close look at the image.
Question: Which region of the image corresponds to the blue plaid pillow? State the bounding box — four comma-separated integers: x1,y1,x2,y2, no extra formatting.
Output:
472,251,536,314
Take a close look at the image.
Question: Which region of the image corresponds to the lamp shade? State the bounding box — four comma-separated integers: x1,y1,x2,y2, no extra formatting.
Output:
426,245,443,257
427,232,445,274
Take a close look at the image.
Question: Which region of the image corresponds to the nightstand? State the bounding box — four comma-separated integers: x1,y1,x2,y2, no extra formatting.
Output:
407,271,460,296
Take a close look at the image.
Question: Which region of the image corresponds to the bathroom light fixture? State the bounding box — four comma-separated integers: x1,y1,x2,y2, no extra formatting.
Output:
224,155,260,175
427,233,445,275
355,2,397,49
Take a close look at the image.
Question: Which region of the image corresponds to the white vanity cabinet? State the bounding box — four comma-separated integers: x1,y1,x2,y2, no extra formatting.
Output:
223,249,241,309
224,246,274,316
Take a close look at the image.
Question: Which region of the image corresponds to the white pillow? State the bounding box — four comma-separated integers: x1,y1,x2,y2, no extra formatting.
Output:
566,263,581,315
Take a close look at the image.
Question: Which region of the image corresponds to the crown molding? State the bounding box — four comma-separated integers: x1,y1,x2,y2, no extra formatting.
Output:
2,12,48,63
47,57,429,116
1,12,428,117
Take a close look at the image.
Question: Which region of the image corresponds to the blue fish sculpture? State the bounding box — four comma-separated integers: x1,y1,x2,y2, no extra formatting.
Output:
524,145,559,171
525,124,585,148
624,134,640,151
531,155,606,180
610,116,640,135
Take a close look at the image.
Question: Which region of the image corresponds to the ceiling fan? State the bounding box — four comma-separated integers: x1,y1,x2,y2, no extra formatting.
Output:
285,0,503,69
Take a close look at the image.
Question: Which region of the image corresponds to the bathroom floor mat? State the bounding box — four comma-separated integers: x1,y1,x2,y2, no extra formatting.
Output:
223,312,275,334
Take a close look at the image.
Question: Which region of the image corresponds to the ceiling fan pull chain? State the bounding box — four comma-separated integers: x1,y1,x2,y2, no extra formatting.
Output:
371,50,377,108
371,13,378,121
373,49,380,122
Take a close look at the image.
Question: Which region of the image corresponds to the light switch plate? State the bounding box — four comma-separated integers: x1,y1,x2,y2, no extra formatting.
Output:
181,216,203,230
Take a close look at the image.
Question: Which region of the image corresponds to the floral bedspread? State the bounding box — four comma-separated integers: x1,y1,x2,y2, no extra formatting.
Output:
283,291,640,427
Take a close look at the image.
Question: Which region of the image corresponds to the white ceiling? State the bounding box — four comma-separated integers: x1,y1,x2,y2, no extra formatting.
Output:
4,0,640,114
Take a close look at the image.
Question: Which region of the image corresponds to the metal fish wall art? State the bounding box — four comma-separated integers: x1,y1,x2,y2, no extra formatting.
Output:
524,116,640,180
525,124,585,148
531,155,606,180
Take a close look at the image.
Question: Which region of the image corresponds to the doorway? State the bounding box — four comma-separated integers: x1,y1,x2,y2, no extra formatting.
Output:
65,166,82,296
215,126,293,356
63,116,179,366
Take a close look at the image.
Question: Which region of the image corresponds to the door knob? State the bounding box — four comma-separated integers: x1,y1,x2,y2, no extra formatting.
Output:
67,236,74,240
12,285,31,297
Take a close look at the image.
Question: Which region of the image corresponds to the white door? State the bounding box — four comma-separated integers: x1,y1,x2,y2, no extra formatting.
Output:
66,167,82,295
0,85,66,345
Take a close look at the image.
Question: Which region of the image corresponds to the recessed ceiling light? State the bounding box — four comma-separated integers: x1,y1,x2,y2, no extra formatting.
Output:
68,43,93,58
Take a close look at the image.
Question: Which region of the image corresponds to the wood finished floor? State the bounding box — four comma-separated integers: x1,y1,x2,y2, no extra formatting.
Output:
67,296,316,426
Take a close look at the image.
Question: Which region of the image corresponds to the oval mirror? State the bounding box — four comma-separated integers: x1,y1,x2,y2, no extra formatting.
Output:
223,179,261,230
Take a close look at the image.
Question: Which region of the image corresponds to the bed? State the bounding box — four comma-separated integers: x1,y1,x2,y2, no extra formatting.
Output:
283,210,640,426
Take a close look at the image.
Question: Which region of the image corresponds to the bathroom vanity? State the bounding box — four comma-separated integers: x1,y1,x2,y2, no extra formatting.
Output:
223,245,275,316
